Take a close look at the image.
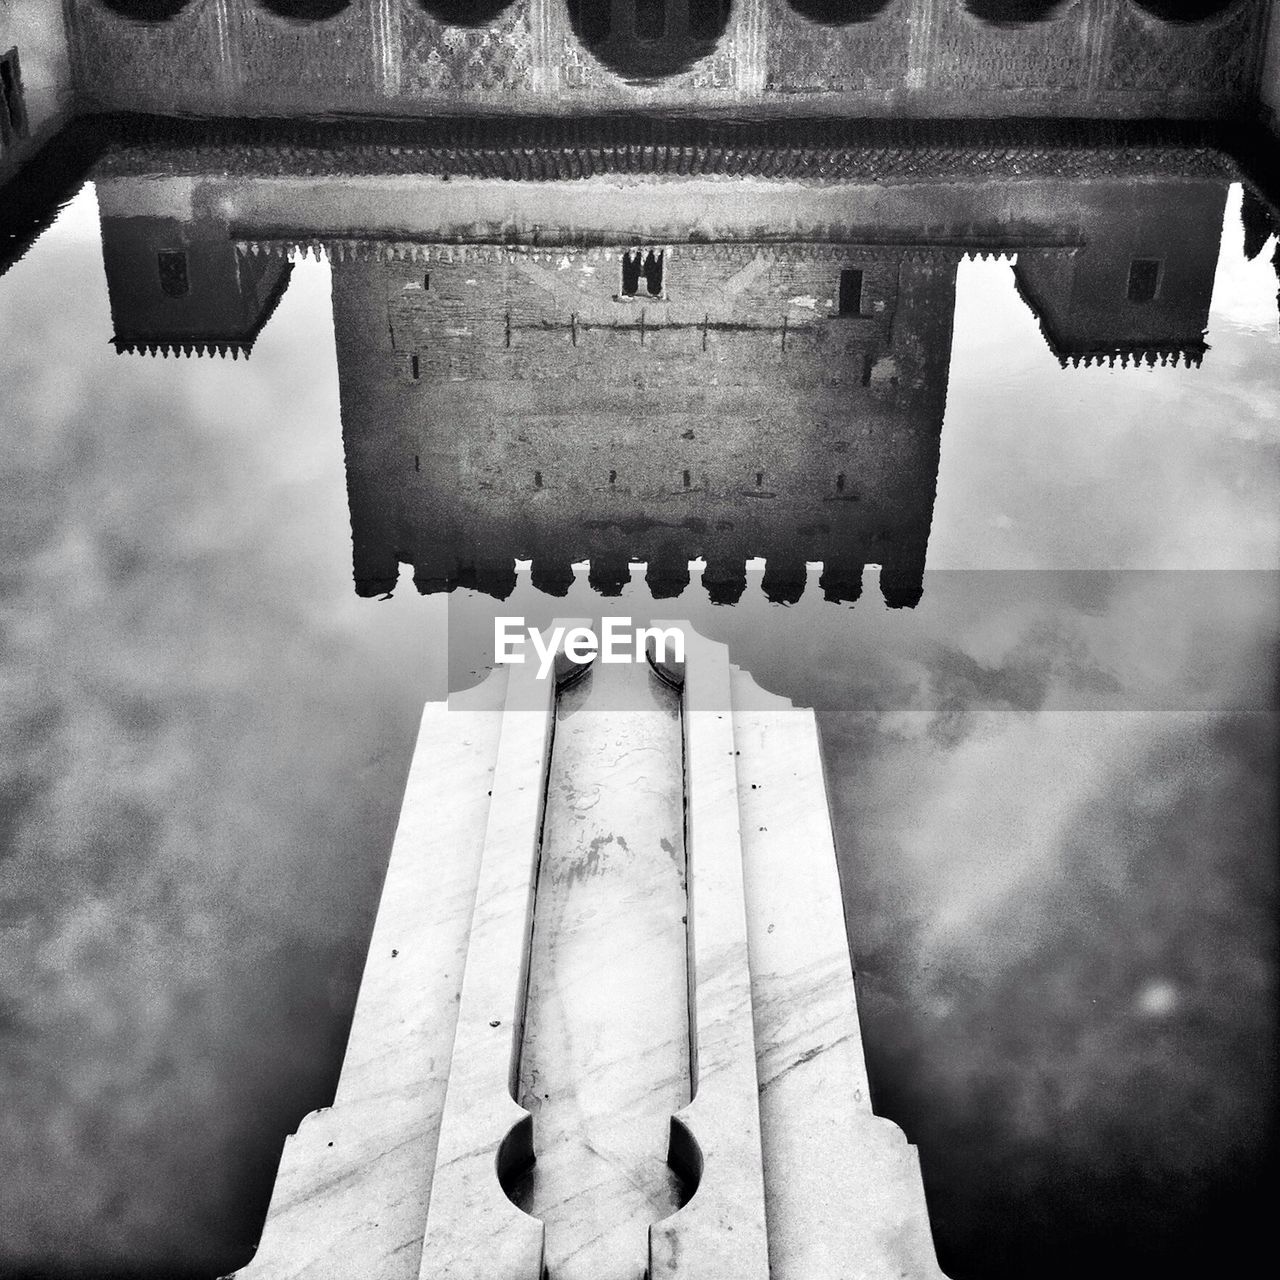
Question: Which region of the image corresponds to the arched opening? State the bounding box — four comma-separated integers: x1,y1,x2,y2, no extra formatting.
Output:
1129,0,1240,22
785,0,893,26
619,250,665,297
963,0,1071,24
567,0,732,83
257,0,353,18
415,0,516,25
97,0,194,20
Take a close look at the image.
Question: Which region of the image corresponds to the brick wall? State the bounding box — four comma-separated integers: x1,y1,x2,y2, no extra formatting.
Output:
333,246,951,597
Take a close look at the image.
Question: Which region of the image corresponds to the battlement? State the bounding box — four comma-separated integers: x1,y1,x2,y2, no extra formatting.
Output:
110,337,256,356
370,557,922,608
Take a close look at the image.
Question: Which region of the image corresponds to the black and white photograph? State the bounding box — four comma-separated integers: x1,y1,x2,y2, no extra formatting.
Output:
1,4,1277,1280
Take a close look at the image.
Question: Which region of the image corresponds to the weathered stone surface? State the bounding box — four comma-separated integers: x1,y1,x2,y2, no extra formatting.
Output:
509,661,689,1280
226,676,505,1280
0,0,74,184
59,0,1274,120
230,623,947,1278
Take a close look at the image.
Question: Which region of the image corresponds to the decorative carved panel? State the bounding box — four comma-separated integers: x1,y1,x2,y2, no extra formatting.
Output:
764,0,911,95
1102,1,1260,100
232,1,379,100
928,1,1090,93
399,0,534,97
68,0,228,111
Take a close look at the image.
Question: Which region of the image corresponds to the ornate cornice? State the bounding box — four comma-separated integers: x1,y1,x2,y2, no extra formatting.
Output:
90,112,1243,182
233,237,1080,262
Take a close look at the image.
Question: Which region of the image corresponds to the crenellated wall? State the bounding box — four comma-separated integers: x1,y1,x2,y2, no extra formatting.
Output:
327,240,953,602
60,0,1273,119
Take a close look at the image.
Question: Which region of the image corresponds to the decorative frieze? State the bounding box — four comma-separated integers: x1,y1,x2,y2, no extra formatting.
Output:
62,0,1271,117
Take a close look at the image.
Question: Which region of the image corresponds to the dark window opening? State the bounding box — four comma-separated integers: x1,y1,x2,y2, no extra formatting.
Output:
0,49,27,147
836,473,846,493
755,472,763,487
643,250,664,297
259,0,353,18
99,1,195,20
787,0,893,25
964,0,1068,25
635,0,666,39
410,353,420,380
609,469,617,485
423,272,430,291
1130,0,1237,23
534,471,543,488
621,251,642,297
839,268,863,316
571,0,610,40
690,0,731,38
157,250,189,299
1127,258,1161,304
682,469,691,489
415,0,514,26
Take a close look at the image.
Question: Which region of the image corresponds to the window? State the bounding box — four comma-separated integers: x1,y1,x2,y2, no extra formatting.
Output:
643,250,664,297
690,0,731,38
0,48,28,150
635,0,666,39
621,250,664,298
839,268,863,316
157,250,190,299
621,251,642,297
1127,258,1161,304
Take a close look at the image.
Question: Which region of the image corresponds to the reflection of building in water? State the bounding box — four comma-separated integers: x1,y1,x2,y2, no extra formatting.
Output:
327,239,953,608
101,213,292,356
78,152,1235,603
1014,180,1227,367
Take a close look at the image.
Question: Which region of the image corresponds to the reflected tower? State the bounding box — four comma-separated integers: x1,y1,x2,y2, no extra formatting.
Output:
330,236,955,609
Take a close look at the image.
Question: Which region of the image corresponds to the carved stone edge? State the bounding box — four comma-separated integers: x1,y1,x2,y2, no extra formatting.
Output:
415,624,591,1280
646,622,771,1280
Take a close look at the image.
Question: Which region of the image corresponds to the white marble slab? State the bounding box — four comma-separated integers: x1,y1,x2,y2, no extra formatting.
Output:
226,676,505,1280
416,648,564,1280
647,625,771,1280
234,622,948,1280
511,661,689,1280
733,675,947,1280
